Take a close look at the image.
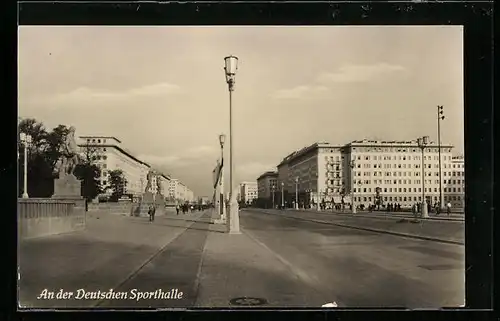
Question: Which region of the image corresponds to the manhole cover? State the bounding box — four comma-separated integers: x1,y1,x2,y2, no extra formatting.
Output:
418,264,460,271
229,297,268,306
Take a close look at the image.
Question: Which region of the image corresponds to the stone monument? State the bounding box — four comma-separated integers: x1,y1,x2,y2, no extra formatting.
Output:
52,126,83,200
51,127,85,217
133,170,164,216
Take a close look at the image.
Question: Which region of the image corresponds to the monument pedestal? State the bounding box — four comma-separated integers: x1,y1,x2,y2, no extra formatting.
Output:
51,174,85,217
52,174,83,200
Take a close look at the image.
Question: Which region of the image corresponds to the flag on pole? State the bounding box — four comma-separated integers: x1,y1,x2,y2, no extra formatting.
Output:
213,158,224,189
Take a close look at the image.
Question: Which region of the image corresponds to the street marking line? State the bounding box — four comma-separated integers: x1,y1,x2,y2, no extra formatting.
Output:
246,210,464,246
191,225,210,308
242,228,343,307
93,214,209,307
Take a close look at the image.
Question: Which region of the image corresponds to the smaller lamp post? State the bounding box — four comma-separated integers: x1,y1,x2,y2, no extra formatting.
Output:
272,185,276,209
350,160,356,214
281,182,285,209
295,177,299,210
19,133,32,198
305,189,311,209
417,136,430,218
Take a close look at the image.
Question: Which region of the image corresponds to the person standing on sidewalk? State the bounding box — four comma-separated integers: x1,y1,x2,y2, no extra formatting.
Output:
447,202,452,216
412,203,417,218
176,204,179,215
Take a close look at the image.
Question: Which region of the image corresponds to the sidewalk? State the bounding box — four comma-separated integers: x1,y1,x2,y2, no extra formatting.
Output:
18,210,209,308
195,219,337,307
248,209,464,245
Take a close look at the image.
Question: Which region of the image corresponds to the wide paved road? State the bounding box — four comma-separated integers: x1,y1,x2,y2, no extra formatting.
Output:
239,209,464,308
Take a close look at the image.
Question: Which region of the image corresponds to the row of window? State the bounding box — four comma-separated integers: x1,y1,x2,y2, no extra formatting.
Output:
353,179,464,185
92,155,108,161
352,195,461,202
354,171,464,177
358,163,463,170
354,154,456,161
87,138,107,144
352,147,452,153
353,186,463,193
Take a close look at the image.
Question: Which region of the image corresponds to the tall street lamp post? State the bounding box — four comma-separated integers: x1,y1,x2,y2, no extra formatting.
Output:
350,160,356,214
295,177,299,210
417,136,430,218
219,134,226,222
437,105,445,210
281,182,285,209
20,132,32,198
224,55,240,234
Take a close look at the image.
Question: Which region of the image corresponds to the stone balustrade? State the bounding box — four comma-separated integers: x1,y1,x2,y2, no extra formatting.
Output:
18,198,86,239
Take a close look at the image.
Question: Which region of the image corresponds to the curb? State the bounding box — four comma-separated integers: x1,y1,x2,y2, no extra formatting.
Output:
248,210,464,246
292,210,464,222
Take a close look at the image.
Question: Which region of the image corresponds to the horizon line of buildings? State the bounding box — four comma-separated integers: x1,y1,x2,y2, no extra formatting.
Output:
256,138,465,209
78,135,195,203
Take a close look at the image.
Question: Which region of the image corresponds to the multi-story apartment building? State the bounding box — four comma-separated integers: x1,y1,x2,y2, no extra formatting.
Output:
256,171,278,200
282,142,344,207
271,139,462,210
78,136,150,199
444,155,465,208
276,151,301,198
146,170,171,196
168,178,195,203
239,181,258,205
344,139,454,208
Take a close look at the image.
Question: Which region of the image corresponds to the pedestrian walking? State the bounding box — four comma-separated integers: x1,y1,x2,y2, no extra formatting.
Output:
148,205,156,221
435,203,440,216
447,202,452,216
412,203,417,218
175,205,179,215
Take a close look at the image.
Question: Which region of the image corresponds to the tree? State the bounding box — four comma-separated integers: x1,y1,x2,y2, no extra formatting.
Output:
74,163,103,201
44,124,72,172
76,142,103,201
79,140,100,164
108,169,127,202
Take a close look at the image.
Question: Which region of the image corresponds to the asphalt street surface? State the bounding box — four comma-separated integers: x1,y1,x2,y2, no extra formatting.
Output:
239,209,464,308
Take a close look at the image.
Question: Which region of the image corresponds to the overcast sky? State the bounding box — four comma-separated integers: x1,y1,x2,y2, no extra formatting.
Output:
18,26,463,197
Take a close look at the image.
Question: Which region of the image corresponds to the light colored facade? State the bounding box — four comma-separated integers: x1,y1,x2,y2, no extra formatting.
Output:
275,139,460,209
344,139,454,208
78,136,150,198
444,155,465,208
147,171,171,196
168,178,195,203
284,142,344,205
239,181,258,204
256,171,278,199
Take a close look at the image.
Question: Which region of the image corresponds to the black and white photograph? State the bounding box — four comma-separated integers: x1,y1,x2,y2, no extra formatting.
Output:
18,26,464,309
